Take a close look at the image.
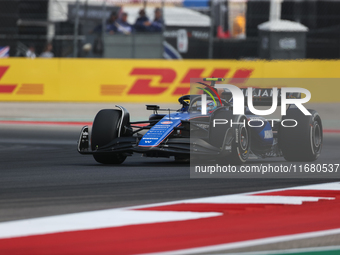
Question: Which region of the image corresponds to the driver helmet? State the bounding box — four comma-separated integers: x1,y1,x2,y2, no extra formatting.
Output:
196,100,216,112
207,100,216,112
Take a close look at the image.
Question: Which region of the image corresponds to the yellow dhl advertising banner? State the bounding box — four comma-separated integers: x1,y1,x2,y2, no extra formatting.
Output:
0,58,340,103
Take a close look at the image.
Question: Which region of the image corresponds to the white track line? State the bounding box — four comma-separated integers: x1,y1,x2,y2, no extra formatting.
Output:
0,210,221,239
293,182,340,190
178,195,333,205
129,182,340,210
140,228,340,255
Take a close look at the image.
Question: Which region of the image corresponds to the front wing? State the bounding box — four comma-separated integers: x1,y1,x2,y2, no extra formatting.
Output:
77,126,221,157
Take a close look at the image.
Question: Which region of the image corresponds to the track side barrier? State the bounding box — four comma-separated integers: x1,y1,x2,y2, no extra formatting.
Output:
0,59,339,102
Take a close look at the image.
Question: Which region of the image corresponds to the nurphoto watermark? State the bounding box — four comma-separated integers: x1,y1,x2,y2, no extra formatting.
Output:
189,78,339,178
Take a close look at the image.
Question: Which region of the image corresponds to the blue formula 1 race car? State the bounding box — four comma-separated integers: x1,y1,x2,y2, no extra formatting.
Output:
77,78,323,165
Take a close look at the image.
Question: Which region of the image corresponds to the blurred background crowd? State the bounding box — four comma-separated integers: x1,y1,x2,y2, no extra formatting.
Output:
0,0,340,60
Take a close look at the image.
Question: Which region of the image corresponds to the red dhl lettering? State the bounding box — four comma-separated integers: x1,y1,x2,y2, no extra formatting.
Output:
0,66,44,95
122,67,254,95
128,68,176,95
0,66,17,93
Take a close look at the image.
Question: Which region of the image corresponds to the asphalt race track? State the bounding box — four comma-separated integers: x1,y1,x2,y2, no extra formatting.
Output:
1,122,340,254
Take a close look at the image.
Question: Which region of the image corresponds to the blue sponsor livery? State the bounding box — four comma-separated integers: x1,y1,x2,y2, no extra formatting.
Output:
138,113,185,147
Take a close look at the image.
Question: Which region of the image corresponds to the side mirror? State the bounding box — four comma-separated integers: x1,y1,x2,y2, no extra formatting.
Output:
146,105,160,111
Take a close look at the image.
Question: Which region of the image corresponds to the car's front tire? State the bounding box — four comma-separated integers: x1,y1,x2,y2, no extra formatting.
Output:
91,109,127,164
226,115,251,165
209,109,250,165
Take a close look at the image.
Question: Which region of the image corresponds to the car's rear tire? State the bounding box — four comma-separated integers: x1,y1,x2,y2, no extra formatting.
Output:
279,109,323,161
91,109,127,164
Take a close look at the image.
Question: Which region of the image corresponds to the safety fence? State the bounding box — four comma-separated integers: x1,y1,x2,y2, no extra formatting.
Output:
1,0,340,59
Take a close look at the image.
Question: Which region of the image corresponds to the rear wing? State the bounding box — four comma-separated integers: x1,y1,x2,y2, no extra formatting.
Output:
221,88,302,106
